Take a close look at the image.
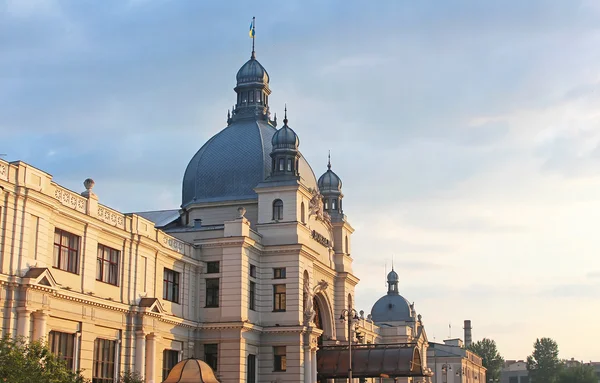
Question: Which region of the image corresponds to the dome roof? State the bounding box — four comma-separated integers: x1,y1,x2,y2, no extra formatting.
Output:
318,161,342,193
387,269,399,283
182,119,317,206
370,294,413,323
163,358,220,383
272,124,299,149
236,56,269,85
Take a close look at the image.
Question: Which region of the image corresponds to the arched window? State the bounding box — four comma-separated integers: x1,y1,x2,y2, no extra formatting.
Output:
301,202,306,224
324,199,329,210
287,158,292,171
273,199,283,221
278,159,284,171
332,198,337,211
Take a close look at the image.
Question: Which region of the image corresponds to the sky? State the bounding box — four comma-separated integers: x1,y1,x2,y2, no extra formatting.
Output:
2,0,600,361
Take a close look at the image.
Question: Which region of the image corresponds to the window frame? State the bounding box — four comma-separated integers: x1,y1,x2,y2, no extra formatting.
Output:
163,268,180,304
96,244,120,286
206,261,220,274
273,346,287,372
247,354,257,383
92,338,117,383
53,228,80,274
205,278,220,308
249,280,256,311
273,284,286,312
249,264,256,278
273,267,286,279
204,344,218,371
49,331,76,371
162,349,180,381
272,199,283,221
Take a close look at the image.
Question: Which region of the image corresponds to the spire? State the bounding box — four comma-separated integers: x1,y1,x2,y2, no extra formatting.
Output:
283,104,288,125
327,151,331,170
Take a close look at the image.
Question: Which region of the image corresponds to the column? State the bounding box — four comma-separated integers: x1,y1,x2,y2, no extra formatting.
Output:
304,346,311,383
146,333,160,383
135,331,147,378
311,348,318,383
32,310,49,341
16,307,32,340
73,333,81,372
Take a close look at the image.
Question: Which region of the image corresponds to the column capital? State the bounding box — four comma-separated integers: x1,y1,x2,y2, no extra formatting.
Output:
33,310,50,318
147,332,161,341
16,307,33,314
136,329,149,337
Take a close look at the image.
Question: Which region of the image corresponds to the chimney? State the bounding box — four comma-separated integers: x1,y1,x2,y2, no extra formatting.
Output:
464,320,472,347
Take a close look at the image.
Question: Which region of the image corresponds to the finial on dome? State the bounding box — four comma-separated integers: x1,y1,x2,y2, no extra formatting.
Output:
327,151,331,170
250,17,256,59
283,104,288,125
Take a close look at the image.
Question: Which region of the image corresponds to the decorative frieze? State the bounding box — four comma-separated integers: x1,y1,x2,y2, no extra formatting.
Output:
54,187,87,213
0,162,7,181
161,233,186,254
97,206,125,227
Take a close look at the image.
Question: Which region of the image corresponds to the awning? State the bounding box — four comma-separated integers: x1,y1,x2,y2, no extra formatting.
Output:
317,343,429,379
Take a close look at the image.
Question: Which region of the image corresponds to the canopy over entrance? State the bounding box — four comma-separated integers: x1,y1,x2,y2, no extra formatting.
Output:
317,343,431,379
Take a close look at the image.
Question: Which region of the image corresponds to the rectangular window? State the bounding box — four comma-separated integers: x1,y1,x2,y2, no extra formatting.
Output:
204,344,218,371
509,377,518,383
249,264,256,278
278,158,284,171
162,349,180,381
273,284,286,312
93,338,116,383
53,229,80,274
273,268,286,279
206,278,219,307
97,244,120,286
287,158,292,171
49,331,75,371
206,261,220,273
247,354,256,383
249,281,256,311
273,346,286,372
163,268,180,303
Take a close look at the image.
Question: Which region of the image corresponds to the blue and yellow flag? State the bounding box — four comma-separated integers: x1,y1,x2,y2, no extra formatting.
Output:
249,19,255,38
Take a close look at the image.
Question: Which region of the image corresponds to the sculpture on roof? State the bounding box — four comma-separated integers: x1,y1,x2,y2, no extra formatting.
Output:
308,188,331,226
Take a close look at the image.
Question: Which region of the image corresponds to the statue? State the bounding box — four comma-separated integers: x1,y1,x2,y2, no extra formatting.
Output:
303,277,329,325
307,188,331,225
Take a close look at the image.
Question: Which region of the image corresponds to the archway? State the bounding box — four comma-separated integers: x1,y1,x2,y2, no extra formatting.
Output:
313,292,336,341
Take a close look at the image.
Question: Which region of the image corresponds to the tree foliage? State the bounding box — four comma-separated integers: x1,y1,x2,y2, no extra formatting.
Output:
527,337,561,383
467,338,504,380
119,371,144,383
557,363,597,383
0,336,87,383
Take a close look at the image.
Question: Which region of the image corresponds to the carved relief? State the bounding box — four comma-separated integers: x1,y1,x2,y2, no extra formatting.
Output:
0,163,6,180
307,188,331,225
97,207,124,227
54,188,86,213
303,277,329,326
162,235,185,253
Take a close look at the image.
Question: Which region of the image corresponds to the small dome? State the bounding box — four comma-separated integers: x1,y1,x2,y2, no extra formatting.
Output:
387,269,399,283
163,358,220,383
272,124,299,149
318,161,342,193
370,294,413,323
236,56,269,85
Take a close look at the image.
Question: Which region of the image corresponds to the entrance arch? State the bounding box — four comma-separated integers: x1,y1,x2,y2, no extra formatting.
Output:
313,292,336,341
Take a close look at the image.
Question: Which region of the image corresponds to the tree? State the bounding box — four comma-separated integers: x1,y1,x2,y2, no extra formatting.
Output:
527,337,561,383
467,338,504,380
557,363,597,383
0,336,88,383
119,371,144,383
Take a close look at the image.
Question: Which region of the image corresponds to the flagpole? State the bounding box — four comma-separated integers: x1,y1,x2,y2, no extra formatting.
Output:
252,16,256,58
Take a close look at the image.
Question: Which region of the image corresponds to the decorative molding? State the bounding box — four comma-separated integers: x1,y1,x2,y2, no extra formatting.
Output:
97,206,124,227
54,188,86,213
161,234,186,254
0,163,6,180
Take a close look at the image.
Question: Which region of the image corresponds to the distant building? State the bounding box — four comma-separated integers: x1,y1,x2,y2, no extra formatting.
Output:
428,338,486,383
500,361,528,383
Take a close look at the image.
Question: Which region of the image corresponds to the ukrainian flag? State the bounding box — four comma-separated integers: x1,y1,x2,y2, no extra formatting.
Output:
249,19,255,38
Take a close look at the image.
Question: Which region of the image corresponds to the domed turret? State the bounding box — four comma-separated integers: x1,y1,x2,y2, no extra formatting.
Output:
370,267,415,324
236,54,270,85
318,154,344,218
268,107,301,180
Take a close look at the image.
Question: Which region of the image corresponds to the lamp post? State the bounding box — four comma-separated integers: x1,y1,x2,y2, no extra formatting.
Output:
441,363,452,383
339,307,359,383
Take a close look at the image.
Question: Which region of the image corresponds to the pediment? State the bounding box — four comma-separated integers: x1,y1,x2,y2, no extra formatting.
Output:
138,297,165,315
22,267,59,289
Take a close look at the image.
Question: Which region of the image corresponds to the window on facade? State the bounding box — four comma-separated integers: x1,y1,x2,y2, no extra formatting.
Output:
206,278,219,307
53,229,80,274
249,91,254,103
49,331,75,371
332,198,337,211
273,284,286,312
257,91,262,104
247,354,257,383
163,268,180,303
273,199,283,221
206,261,220,273
509,377,518,383
249,264,256,278
204,344,218,371
273,267,286,279
96,244,119,286
345,236,349,254
278,159,284,171
287,158,292,171
273,346,286,371
324,199,329,210
162,349,180,381
249,281,256,310
92,339,116,383
301,202,306,223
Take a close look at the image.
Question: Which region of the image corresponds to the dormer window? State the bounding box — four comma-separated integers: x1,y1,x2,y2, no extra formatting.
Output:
273,199,283,221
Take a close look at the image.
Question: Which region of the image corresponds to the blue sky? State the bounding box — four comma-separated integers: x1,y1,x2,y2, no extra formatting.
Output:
2,0,600,360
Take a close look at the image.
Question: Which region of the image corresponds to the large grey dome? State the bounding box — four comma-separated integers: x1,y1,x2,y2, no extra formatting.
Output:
370,269,414,323
182,120,317,206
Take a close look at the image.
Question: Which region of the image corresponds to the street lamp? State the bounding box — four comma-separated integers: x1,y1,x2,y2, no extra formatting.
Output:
441,363,452,383
339,308,360,383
